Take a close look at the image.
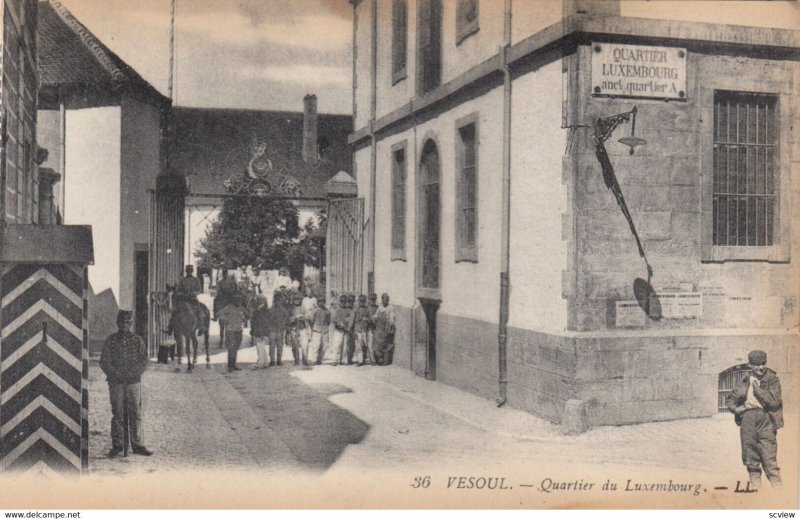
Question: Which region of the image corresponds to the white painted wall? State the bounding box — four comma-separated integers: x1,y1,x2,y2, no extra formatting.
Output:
371,88,505,323
414,90,503,323
511,0,566,46
369,0,570,123
354,0,374,130
440,0,505,86
376,0,416,118
64,106,121,303
508,59,569,332
620,1,800,30
119,97,161,310
373,130,416,308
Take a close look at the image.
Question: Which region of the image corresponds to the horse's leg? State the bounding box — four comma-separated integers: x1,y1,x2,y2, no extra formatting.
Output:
191,331,198,365
174,336,183,372
205,329,210,367
187,334,194,373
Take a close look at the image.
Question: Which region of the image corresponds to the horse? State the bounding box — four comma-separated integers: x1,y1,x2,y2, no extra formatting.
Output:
166,285,211,372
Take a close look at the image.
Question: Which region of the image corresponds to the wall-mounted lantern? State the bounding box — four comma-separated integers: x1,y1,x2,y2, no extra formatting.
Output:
594,106,646,155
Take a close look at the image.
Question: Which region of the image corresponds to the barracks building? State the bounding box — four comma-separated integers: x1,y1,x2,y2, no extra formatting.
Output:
347,0,799,428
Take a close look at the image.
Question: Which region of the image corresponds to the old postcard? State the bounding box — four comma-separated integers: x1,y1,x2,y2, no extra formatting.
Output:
0,0,797,510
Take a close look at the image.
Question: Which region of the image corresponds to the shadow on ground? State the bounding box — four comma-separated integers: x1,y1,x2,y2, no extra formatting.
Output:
217,362,370,471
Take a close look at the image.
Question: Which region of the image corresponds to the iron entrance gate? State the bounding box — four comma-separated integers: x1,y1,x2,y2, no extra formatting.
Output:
327,198,366,299
148,176,186,359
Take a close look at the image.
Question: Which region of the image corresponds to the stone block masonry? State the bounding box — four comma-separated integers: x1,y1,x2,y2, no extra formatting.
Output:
505,326,798,426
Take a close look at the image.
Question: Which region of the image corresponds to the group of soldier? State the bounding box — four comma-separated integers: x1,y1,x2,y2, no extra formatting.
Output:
246,287,396,369
211,271,396,372
327,291,396,367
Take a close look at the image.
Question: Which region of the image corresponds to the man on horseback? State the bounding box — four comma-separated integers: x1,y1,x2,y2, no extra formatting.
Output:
176,265,207,335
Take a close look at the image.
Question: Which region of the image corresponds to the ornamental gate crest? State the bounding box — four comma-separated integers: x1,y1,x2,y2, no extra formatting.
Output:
222,140,304,197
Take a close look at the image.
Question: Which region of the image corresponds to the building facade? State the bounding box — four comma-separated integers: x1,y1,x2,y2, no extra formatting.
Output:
37,0,170,345
349,0,799,427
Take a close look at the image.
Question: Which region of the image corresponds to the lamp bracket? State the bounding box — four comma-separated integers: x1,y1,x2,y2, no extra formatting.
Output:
594,106,637,146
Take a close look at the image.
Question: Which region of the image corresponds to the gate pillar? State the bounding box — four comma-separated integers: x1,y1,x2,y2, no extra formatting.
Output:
0,224,94,473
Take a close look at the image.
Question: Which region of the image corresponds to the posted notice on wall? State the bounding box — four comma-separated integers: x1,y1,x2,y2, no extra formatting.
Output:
652,292,703,319
615,300,647,328
591,42,687,100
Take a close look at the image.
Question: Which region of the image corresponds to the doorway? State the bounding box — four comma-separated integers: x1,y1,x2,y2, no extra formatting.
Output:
134,250,149,342
419,298,440,380
416,139,441,381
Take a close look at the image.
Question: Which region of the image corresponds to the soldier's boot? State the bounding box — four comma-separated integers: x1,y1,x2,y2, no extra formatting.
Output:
748,468,762,488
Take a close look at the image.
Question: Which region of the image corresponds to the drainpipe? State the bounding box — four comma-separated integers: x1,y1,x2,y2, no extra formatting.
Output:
59,99,66,220
367,0,378,296
497,0,512,408
410,120,418,371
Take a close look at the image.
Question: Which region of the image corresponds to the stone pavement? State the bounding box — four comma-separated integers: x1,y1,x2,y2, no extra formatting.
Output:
86,335,798,507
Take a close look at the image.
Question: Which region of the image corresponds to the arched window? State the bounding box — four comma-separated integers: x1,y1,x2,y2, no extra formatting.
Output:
418,140,440,290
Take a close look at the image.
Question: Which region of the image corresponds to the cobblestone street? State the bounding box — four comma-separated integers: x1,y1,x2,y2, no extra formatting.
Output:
81,329,799,509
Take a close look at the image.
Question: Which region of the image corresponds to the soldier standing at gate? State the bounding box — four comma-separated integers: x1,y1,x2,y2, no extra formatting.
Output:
352,294,372,366
372,293,396,366
331,294,349,366
100,310,153,457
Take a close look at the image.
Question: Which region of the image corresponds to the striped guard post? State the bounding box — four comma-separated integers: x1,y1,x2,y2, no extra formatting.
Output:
0,263,87,473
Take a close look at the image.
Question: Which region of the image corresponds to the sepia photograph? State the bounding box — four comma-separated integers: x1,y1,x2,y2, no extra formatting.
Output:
0,0,797,512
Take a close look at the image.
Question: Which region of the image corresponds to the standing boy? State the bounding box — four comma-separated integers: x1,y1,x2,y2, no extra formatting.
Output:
726,350,783,488
372,293,396,365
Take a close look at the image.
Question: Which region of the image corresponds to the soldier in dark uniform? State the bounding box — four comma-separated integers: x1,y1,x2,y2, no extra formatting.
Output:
726,350,783,488
352,294,372,366
176,265,206,334
100,310,153,457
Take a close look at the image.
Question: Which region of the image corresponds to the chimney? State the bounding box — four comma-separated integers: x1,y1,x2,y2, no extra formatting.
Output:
303,94,318,162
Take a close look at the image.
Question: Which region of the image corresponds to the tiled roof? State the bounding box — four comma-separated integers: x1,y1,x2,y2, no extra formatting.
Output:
170,107,353,202
38,0,168,106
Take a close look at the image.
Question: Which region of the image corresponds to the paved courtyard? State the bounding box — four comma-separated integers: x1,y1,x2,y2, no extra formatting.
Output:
78,329,799,508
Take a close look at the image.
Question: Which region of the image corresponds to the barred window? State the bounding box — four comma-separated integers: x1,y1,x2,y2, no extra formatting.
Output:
391,0,407,84
713,91,777,247
456,117,478,261
391,142,407,260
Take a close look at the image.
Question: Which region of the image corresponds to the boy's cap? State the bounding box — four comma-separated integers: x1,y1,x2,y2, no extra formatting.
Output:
368,293,378,300
748,350,767,364
358,294,367,301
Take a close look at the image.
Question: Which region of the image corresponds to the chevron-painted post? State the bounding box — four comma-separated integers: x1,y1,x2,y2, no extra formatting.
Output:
81,267,89,470
0,263,89,473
